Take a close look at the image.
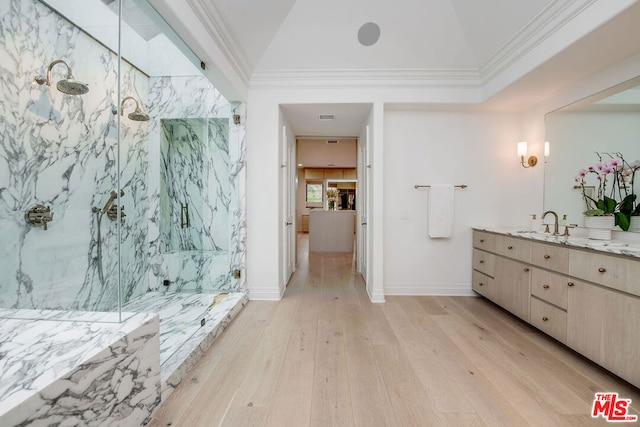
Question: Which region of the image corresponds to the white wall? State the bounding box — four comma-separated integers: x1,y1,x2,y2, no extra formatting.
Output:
246,90,281,300
246,49,640,300
383,110,539,295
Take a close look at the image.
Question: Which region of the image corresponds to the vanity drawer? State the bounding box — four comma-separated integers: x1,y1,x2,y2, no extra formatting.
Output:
473,231,495,252
530,297,567,343
531,241,569,274
472,270,494,300
531,268,568,309
472,249,494,276
569,250,640,297
495,235,531,263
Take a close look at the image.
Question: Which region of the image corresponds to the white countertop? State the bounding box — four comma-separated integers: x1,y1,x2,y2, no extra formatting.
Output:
473,226,640,259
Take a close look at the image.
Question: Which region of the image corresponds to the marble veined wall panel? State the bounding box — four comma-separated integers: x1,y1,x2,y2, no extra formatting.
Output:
159,118,229,254
147,76,246,293
0,0,149,312
229,102,247,291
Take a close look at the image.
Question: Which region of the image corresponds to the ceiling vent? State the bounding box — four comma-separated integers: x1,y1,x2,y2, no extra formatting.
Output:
319,114,335,121
326,139,339,144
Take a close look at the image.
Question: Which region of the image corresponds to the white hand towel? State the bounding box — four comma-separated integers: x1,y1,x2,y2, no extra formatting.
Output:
428,184,454,238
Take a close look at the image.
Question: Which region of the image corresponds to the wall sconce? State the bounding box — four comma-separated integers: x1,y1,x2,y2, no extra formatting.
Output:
517,141,537,168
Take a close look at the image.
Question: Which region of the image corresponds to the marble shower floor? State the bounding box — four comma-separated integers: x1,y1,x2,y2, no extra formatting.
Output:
122,291,248,383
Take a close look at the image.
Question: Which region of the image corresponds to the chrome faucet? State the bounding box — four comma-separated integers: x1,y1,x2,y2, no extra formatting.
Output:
542,210,559,235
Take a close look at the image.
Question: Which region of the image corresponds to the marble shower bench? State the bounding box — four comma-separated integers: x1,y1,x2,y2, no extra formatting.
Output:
0,291,248,426
0,310,160,426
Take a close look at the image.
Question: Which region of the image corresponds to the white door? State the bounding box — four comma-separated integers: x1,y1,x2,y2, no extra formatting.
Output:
282,126,295,286
357,126,369,281
286,134,296,277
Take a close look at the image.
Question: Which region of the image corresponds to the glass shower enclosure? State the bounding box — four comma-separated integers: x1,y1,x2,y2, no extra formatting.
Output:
0,0,246,322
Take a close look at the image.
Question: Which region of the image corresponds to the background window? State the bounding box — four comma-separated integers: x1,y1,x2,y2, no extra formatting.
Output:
306,182,323,203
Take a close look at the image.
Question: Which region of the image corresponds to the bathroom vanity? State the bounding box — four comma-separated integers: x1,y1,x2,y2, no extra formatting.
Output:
472,228,640,388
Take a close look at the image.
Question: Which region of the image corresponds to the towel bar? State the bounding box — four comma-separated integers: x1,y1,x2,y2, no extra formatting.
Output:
414,184,467,189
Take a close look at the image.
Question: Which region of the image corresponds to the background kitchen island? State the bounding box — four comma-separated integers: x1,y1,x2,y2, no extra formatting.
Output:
308,210,355,252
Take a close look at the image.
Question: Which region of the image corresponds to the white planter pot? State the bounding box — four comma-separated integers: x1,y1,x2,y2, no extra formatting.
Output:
584,215,615,240
629,216,640,233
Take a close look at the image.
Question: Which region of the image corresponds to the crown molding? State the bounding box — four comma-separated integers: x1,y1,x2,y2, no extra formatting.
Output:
250,68,481,89
478,0,597,83
187,0,253,86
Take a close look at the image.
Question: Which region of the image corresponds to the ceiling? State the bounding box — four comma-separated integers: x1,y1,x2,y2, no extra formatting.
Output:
197,0,563,76
280,104,372,137
151,0,640,135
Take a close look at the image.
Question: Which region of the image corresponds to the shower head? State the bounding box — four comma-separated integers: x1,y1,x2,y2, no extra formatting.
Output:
56,78,89,96
120,96,150,121
128,109,150,122
35,59,89,95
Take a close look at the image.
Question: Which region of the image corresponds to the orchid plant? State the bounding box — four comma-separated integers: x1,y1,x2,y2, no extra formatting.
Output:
325,187,339,201
574,152,640,230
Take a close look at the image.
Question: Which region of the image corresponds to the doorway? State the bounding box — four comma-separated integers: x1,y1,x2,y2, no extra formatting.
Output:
279,103,372,294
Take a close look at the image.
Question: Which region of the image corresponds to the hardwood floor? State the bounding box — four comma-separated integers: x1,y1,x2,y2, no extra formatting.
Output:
149,234,640,426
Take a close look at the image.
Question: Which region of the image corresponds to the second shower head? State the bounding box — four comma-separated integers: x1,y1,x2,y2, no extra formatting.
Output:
114,96,150,122
35,59,89,95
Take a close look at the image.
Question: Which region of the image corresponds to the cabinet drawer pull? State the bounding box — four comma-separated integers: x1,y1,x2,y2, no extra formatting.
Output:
507,245,513,250
567,282,574,287
543,284,550,289
480,239,485,243
479,282,484,286
543,255,551,259
523,267,530,272
542,317,549,322
598,267,606,273
479,260,484,264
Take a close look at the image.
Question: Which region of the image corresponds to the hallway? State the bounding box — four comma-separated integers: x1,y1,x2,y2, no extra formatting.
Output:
150,235,640,426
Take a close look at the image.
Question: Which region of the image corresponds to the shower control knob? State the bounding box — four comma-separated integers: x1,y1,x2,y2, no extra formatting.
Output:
25,204,54,230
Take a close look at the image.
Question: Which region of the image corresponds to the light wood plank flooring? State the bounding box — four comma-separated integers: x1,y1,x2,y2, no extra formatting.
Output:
149,234,640,426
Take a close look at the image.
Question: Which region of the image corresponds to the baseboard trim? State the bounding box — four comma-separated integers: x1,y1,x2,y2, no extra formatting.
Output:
384,284,476,296
247,287,285,301
367,285,386,303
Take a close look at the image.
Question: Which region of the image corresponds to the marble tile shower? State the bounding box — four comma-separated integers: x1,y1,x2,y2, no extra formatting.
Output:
0,0,247,315
0,0,247,421
0,0,138,313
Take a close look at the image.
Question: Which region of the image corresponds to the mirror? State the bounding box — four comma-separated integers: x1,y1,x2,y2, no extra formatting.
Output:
543,75,640,229
326,180,357,210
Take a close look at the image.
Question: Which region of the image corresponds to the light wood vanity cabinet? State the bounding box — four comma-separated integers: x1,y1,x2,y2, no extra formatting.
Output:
472,230,640,388
493,256,531,321
569,249,640,297
472,249,494,276
531,267,568,309
531,242,568,274
472,270,495,300
530,297,567,343
473,231,495,252
473,234,531,321
495,235,531,263
567,278,640,387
